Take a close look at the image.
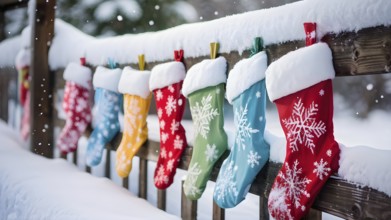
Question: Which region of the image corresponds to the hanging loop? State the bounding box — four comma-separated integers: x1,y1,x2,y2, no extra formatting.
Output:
138,54,145,71
80,57,86,66
304,22,317,46
250,37,264,56
210,42,219,59
174,50,184,62
107,58,116,69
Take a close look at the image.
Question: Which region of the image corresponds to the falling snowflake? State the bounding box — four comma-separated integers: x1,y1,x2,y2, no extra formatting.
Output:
124,98,141,136
170,120,179,135
256,91,261,98
184,163,202,197
160,148,167,158
319,89,325,96
247,150,261,168
214,161,238,202
268,183,294,220
326,149,332,157
157,108,163,118
234,103,259,151
155,165,169,185
174,135,184,150
167,159,175,171
282,99,326,154
161,132,169,143
313,158,331,180
165,96,176,116
168,85,175,93
160,120,166,130
278,160,311,210
191,94,219,139
156,90,163,101
205,144,219,162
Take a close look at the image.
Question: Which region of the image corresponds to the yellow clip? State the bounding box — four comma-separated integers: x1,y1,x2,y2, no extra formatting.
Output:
210,42,219,59
138,54,145,71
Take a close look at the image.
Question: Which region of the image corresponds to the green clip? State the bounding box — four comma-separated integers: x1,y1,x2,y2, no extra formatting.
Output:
250,37,264,56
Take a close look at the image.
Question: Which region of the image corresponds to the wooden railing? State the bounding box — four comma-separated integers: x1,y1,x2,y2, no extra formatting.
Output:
50,25,391,220
1,25,391,220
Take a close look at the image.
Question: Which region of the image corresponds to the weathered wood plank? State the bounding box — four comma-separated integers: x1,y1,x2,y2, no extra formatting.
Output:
85,165,91,174
181,179,197,220
72,150,77,165
0,10,4,41
104,145,110,178
302,209,322,220
122,177,129,189
213,201,225,220
259,196,269,220
29,0,55,158
157,189,166,211
138,158,148,199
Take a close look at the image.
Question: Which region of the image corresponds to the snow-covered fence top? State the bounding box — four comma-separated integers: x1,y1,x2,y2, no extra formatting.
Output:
1,0,391,69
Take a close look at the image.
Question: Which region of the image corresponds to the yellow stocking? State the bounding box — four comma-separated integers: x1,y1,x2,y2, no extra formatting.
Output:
116,93,151,178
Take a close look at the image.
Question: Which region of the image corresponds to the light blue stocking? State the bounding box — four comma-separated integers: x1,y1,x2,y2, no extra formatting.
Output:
86,89,122,166
213,80,270,208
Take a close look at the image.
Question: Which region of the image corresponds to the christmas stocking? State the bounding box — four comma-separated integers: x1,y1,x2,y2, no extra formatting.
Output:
15,48,31,140
265,42,340,219
149,61,187,189
86,66,122,167
56,62,92,154
182,57,228,200
115,67,151,178
214,51,270,208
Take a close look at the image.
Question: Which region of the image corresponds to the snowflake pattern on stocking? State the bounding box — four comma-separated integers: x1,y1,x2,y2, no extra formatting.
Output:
268,183,294,220
165,95,176,116
282,99,326,154
170,120,179,135
234,103,259,151
156,90,163,101
167,159,175,172
313,158,331,180
184,163,202,197
174,135,184,150
155,165,169,185
214,161,238,202
124,98,141,136
205,144,218,162
161,132,168,143
247,150,261,168
278,160,311,210
191,94,219,139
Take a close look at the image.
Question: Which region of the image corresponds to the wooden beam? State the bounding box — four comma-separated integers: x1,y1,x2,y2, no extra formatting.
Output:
157,189,166,211
181,179,197,220
29,0,55,158
138,158,148,199
212,201,225,220
0,10,4,41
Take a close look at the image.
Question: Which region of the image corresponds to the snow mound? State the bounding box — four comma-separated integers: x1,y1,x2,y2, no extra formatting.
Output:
0,121,179,220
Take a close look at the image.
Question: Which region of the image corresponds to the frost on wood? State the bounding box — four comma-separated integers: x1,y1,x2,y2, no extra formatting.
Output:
234,103,259,151
184,163,202,197
191,94,219,139
282,99,326,154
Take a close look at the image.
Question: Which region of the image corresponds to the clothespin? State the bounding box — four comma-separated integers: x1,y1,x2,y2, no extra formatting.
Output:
138,54,145,71
174,50,184,62
80,57,86,66
107,58,116,69
250,37,264,57
210,42,219,59
304,22,317,46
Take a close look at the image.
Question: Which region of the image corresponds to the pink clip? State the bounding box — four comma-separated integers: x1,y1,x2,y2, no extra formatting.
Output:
80,57,86,66
304,22,317,46
174,50,184,62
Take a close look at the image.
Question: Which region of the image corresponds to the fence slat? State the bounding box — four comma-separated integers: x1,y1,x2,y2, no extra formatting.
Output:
72,149,77,165
157,189,166,211
138,158,148,199
104,145,110,178
181,180,197,220
122,177,129,189
212,201,225,220
259,196,269,220
302,209,322,220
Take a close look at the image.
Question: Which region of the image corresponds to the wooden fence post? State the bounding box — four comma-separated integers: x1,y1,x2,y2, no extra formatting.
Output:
29,0,55,158
0,10,5,41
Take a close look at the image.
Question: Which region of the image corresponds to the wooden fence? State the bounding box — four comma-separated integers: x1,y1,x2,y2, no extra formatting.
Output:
47,25,391,220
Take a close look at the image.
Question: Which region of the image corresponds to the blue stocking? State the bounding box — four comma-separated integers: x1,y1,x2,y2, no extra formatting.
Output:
86,89,122,166
213,80,270,208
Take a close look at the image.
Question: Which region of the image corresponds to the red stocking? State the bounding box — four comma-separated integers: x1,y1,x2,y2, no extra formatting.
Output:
150,51,187,189
266,41,340,219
